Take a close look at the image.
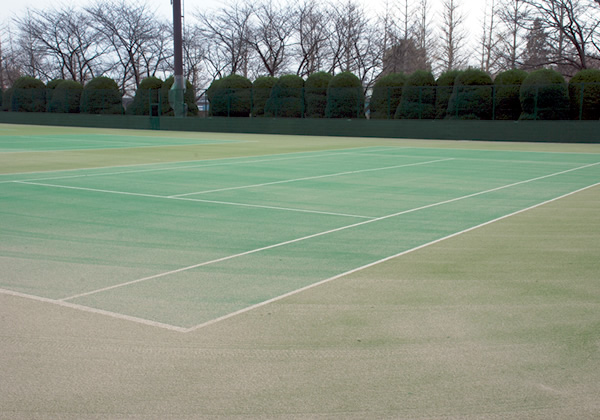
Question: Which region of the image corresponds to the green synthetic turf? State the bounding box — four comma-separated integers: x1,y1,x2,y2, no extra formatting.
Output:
1,123,599,418
1,126,599,328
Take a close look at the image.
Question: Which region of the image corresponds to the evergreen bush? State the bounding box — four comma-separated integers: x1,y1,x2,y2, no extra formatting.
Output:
127,77,163,115
304,72,332,118
568,69,600,120
46,79,65,105
446,69,493,120
395,70,436,119
252,76,277,117
161,76,198,116
520,69,569,120
326,72,364,118
47,80,83,113
369,73,406,119
264,75,304,118
208,74,252,117
493,69,528,120
11,76,46,112
435,70,462,119
80,77,123,114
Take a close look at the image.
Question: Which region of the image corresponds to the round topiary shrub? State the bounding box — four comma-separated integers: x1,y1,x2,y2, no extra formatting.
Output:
569,69,600,120
369,73,406,119
208,74,252,117
46,79,65,106
446,69,493,120
252,76,277,117
435,70,462,119
47,80,83,113
127,77,163,115
264,75,304,118
161,76,199,116
493,69,528,120
520,69,569,120
395,71,436,119
11,76,46,112
305,72,332,118
326,72,364,119
80,77,123,114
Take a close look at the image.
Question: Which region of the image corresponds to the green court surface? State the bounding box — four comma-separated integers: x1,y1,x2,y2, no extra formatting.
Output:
1,124,599,419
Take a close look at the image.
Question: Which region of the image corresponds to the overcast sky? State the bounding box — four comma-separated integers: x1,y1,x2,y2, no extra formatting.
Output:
3,0,487,56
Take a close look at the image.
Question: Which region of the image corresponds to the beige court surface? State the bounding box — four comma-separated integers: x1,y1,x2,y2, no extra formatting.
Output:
2,184,599,419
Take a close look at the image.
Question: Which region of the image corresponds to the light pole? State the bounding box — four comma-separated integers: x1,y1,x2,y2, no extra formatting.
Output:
169,0,186,117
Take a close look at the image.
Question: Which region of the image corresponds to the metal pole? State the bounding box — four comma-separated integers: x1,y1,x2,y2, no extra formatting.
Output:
169,0,186,118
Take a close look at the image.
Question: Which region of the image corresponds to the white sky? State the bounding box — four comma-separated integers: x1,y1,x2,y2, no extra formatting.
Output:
3,0,487,60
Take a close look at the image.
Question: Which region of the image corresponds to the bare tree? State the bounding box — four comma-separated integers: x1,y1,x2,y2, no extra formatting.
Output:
0,24,22,88
437,0,468,72
293,0,331,77
247,1,295,77
479,0,501,73
86,0,167,92
195,2,254,78
15,7,103,84
495,0,530,70
414,0,436,69
327,0,381,89
525,0,600,74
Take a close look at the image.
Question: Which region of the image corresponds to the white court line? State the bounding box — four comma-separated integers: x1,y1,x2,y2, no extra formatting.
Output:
13,181,375,219
169,158,454,197
0,288,187,333
0,146,396,183
184,181,600,333
59,161,600,302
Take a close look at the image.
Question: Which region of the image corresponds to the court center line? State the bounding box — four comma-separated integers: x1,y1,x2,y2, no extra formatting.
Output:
169,158,455,197
184,180,600,333
12,181,375,220
59,161,600,302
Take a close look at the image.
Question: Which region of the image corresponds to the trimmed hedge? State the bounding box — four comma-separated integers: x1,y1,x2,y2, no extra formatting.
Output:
569,69,600,120
494,69,528,120
47,80,83,113
11,76,46,112
264,75,304,118
435,70,462,119
395,70,436,119
127,77,163,116
304,72,332,118
208,74,252,117
447,69,493,120
369,73,406,119
326,72,364,119
80,77,123,114
252,76,277,117
161,76,198,116
520,69,569,120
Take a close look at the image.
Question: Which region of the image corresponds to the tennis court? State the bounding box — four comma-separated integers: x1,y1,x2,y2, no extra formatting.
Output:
1,124,599,419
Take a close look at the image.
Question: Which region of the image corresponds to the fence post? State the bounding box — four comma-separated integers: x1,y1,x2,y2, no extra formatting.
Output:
534,85,539,120
579,82,585,121
491,85,496,120
387,87,391,119
301,87,305,118
418,87,423,119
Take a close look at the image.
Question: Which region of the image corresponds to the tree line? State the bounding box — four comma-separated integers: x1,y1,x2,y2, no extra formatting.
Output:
2,0,600,96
